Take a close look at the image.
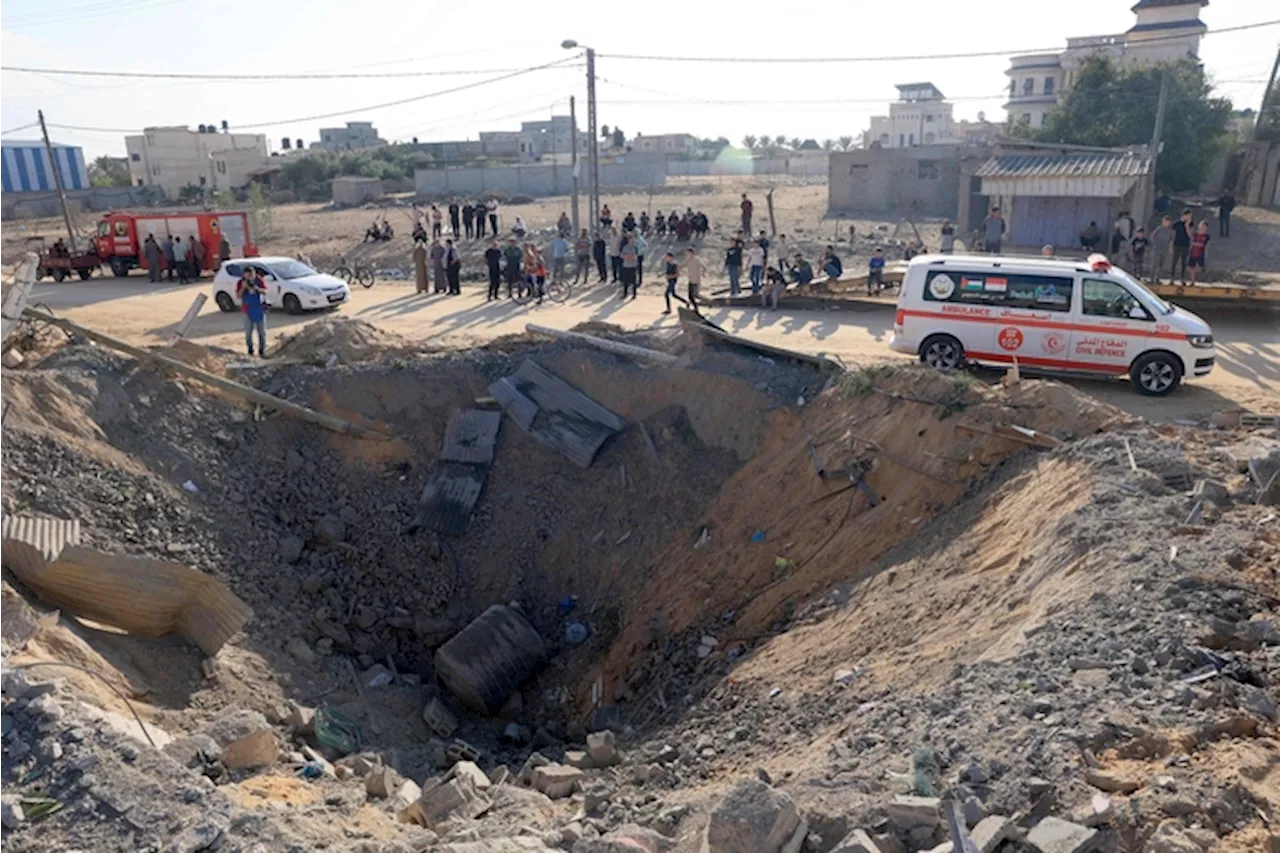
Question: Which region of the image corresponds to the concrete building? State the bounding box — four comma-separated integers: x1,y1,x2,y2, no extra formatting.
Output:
1,139,88,193
519,116,590,159
415,158,666,198
478,131,524,159
312,121,385,151
631,133,697,157
331,175,384,206
828,146,987,217
962,145,1153,249
952,119,1003,147
1005,0,1209,129
125,126,269,199
866,84,955,149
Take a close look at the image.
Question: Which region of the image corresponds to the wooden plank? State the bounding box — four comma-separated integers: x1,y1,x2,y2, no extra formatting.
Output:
21,308,391,441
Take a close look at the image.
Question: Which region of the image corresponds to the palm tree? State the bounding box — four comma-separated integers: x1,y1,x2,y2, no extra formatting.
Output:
773,135,788,149
788,137,802,151
838,135,854,151
821,139,835,152
742,135,757,151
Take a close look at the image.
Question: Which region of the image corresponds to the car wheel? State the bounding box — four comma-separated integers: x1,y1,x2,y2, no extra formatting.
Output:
78,268,93,280
110,259,129,278
1130,352,1182,396
919,334,964,370
215,291,236,313
283,293,303,315
52,269,67,283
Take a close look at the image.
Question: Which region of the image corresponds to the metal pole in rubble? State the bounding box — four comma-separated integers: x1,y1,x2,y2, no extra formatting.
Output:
570,95,580,237
38,109,78,253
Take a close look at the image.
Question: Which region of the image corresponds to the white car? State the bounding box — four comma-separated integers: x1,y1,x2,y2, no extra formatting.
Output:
212,257,350,315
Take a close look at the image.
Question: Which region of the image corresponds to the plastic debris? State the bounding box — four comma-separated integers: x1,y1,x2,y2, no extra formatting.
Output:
314,705,362,755
694,527,710,549
182,480,199,493
299,762,324,779
564,621,589,645
750,530,767,543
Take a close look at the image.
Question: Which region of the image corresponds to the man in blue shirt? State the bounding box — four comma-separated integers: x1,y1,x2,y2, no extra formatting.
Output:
549,234,569,283
868,248,886,295
236,266,268,357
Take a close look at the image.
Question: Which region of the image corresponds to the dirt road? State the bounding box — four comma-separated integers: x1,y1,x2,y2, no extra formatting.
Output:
27,272,1278,423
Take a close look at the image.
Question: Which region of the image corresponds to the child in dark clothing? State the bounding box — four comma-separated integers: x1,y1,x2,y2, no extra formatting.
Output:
661,252,688,315
868,248,886,295
1129,229,1149,279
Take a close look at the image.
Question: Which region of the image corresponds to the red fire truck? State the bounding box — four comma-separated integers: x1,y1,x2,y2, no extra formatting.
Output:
93,209,259,278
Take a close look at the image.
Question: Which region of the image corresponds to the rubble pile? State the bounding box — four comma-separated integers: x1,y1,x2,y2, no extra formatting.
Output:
1,328,1277,853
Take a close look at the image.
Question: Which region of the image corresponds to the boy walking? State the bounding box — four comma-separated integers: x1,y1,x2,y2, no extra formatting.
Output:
661,252,688,314
683,247,706,307
235,266,268,357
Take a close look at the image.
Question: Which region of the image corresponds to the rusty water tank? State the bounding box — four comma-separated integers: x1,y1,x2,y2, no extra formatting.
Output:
433,604,548,715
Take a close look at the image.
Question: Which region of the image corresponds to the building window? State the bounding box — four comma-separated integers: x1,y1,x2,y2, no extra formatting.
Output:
899,134,905,147
918,160,939,180
908,133,915,145
217,161,226,173
136,178,144,186
1023,78,1034,95
130,153,141,162
1044,77,1055,95
924,132,936,144
151,165,160,175
1021,113,1032,125
1009,79,1016,96
925,114,934,123
145,133,155,145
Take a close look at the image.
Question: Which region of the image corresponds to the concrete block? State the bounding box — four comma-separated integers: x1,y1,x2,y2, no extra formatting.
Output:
423,697,458,739
221,729,277,770
414,776,492,827
587,729,619,765
394,778,424,824
703,779,800,853
832,829,882,853
885,795,941,829
970,816,1015,853
488,765,510,786
564,749,595,769
366,765,403,798
447,738,480,763
1025,817,1098,853
531,764,584,799
451,760,491,791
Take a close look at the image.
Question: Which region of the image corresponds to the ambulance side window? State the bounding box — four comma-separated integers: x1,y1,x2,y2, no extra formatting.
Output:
923,270,1072,312
1082,279,1151,320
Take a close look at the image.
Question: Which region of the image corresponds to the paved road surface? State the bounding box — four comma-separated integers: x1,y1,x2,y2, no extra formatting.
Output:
28,275,1279,424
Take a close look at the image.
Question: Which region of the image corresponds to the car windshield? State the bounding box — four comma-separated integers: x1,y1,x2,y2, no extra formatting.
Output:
1113,267,1173,315
268,260,317,280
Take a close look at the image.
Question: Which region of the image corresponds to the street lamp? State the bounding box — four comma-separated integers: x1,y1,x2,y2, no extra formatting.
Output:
562,39,599,235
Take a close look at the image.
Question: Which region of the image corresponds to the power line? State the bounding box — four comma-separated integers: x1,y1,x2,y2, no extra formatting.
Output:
0,122,40,136
598,19,1280,63
2,60,581,81
4,0,191,28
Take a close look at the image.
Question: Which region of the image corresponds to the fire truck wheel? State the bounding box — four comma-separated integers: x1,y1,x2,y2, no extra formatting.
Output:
78,268,93,280
110,259,129,278
52,269,67,283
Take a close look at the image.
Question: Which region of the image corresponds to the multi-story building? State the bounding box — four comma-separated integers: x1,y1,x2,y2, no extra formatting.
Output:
1005,0,1209,129
125,126,268,199
312,121,385,151
866,83,955,149
519,116,590,158
1,139,88,193
631,133,697,157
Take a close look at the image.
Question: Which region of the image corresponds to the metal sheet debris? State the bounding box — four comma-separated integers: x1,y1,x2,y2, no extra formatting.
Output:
2,516,251,657
417,462,487,537
488,359,624,469
441,409,502,466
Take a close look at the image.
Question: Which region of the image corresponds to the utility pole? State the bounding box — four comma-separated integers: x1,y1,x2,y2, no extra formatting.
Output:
570,95,580,237
38,109,77,252
586,48,600,235
1252,44,1280,143
1143,71,1171,224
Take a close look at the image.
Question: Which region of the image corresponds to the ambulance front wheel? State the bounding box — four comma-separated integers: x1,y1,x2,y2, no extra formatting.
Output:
919,334,965,371
1130,352,1182,396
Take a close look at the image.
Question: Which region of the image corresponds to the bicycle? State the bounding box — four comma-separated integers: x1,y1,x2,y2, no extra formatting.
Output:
511,275,571,306
331,255,376,289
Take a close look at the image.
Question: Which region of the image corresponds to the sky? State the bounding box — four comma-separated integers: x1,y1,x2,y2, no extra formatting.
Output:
2,0,1277,160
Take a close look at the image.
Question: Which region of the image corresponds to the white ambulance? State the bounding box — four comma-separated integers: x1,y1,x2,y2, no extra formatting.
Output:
889,253,1215,396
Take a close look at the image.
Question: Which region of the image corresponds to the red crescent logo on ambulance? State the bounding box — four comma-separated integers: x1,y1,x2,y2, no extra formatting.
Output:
997,328,1024,351
1042,332,1066,354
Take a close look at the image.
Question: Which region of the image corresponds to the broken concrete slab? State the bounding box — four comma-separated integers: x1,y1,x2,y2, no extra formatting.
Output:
703,779,801,853
587,729,619,766
449,760,491,791
394,778,425,823
1025,817,1098,853
366,765,404,798
970,816,1015,853
221,729,277,770
412,776,492,827
1084,769,1140,794
532,764,584,799
831,829,882,853
885,795,941,829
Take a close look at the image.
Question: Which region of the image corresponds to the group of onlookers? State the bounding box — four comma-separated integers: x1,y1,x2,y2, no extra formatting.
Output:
141,232,229,284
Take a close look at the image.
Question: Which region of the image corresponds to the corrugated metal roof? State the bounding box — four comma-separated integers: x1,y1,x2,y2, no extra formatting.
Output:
488,360,624,469
975,151,1152,180
2,515,81,575
417,461,487,537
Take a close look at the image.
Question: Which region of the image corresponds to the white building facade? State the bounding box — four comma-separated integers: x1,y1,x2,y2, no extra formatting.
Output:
125,126,268,198
631,133,697,157
312,121,385,151
867,84,955,149
1005,0,1208,129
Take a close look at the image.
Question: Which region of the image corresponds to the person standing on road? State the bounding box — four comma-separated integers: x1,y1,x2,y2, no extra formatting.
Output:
445,239,462,294
939,220,955,254
487,198,499,236
1129,228,1149,279
235,266,268,357
144,234,162,282
463,201,475,239
574,229,592,285
747,239,766,294
173,236,190,284
413,241,429,294
634,232,648,285
162,234,176,281
549,232,569,283
1150,215,1174,283
740,193,753,234
1171,209,1193,284
431,205,444,239
981,207,1006,254
557,211,572,237
1188,220,1211,285
868,248,886,295
1217,191,1235,238
430,237,447,293
503,237,523,298
683,247,706,308
724,238,743,296
661,252,687,314
608,227,623,284
484,240,502,301
619,235,640,299
592,231,608,283
474,199,487,239
448,200,461,239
